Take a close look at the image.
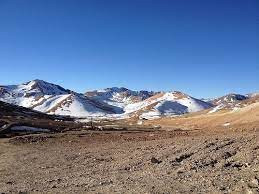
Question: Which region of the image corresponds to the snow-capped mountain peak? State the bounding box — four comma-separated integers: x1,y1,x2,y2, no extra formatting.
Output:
85,87,156,112
0,80,115,117
208,93,248,114
104,87,129,93
0,79,70,98
124,91,212,119
21,79,70,95
211,93,247,106
2,80,241,119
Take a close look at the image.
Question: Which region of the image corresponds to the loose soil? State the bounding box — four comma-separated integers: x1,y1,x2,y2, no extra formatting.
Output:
0,128,258,193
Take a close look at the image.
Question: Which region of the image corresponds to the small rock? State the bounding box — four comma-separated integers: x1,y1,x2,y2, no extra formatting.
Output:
124,166,131,171
246,188,255,194
176,167,185,174
151,157,161,164
248,178,259,188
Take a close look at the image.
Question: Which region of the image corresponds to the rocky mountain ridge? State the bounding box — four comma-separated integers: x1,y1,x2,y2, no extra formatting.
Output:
0,80,257,119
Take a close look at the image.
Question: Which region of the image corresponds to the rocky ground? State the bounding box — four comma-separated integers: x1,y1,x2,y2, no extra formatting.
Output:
0,128,258,193
0,101,80,137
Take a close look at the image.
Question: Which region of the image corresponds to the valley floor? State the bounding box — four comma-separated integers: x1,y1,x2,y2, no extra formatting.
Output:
0,128,258,193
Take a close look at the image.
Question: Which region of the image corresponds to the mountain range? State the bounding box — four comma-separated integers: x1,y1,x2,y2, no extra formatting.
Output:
0,79,258,119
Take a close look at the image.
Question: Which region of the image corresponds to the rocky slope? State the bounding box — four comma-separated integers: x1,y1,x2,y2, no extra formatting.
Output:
0,101,78,136
85,89,213,119
208,93,248,113
0,80,212,119
85,87,155,113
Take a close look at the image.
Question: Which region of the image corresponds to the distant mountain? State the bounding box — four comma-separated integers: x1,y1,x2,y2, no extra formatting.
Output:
85,87,155,113
85,88,213,119
0,79,70,97
123,91,212,119
0,80,214,119
0,80,115,117
211,93,248,106
2,79,257,120
246,92,259,98
208,93,248,113
200,98,215,102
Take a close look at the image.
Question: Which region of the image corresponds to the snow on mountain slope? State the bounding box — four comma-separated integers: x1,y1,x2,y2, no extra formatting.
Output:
124,91,212,119
211,94,248,105
85,87,155,112
33,94,71,113
0,80,228,119
0,80,212,119
1,79,69,96
0,79,70,106
208,93,248,113
247,92,259,98
46,94,116,117
0,80,115,117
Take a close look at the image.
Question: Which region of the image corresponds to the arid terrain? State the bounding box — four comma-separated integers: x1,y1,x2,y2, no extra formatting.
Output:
0,126,258,193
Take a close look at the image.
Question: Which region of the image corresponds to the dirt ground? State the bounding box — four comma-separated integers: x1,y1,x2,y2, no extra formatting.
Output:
0,128,258,194
144,102,259,131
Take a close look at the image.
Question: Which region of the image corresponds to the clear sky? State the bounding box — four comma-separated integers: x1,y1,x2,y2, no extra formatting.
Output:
0,0,258,98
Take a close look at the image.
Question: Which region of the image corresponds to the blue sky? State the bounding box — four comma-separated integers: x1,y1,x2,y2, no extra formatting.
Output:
0,0,258,98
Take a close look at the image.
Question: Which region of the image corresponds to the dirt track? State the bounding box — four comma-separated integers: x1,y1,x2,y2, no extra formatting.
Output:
0,129,258,193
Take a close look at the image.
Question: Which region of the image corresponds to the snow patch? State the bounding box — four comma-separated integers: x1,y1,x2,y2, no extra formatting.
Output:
208,105,224,114
222,123,230,127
